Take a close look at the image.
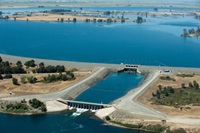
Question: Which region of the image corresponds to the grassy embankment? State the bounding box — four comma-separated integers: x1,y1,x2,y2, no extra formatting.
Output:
105,116,186,133
152,74,200,107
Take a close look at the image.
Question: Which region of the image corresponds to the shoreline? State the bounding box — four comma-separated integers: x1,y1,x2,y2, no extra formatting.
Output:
1,53,200,70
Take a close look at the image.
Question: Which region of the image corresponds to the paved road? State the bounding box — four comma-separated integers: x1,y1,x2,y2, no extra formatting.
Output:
115,70,166,118
0,67,106,101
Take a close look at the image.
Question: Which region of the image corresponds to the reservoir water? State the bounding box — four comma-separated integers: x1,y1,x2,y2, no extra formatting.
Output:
0,16,199,67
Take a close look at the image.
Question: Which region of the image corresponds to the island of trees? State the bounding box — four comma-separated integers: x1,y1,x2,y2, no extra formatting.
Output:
181,27,200,37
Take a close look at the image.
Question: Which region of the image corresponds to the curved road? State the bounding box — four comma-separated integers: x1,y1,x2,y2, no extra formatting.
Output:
115,70,165,118
0,67,106,101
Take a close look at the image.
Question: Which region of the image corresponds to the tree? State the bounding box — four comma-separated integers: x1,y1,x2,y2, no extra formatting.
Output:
158,85,162,89
29,98,46,112
165,92,169,97
56,65,65,72
73,18,77,23
24,60,36,67
60,18,64,22
189,82,193,88
12,66,26,74
27,76,37,84
12,78,19,85
39,62,45,68
5,16,9,19
169,87,175,93
193,81,199,90
4,74,12,79
181,83,186,88
86,19,90,22
121,18,125,23
16,61,22,67
0,74,3,80
136,16,143,23
0,56,2,62
21,76,27,84
103,11,111,15
157,94,160,99
197,27,200,33
183,29,188,36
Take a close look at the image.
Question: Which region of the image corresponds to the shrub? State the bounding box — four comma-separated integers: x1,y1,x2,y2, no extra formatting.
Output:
12,78,19,85
105,116,111,121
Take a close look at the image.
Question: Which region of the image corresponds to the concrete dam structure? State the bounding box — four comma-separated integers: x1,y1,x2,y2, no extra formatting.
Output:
57,99,112,110
117,64,139,73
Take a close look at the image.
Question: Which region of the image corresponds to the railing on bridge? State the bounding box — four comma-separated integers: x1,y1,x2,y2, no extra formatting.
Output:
57,99,112,110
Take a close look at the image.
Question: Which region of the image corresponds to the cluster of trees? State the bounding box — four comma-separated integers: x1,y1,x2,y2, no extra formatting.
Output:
176,73,194,78
85,18,91,22
103,11,111,15
160,76,176,81
57,18,64,22
136,16,144,23
188,80,199,90
43,72,74,83
6,102,28,112
0,74,13,80
20,76,37,84
12,76,38,85
152,85,175,99
0,57,26,74
33,62,65,73
85,18,116,23
29,98,46,112
50,9,71,13
24,60,36,67
182,27,200,36
152,81,200,106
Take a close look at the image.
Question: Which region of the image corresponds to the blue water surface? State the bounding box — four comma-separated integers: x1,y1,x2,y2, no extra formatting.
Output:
0,112,143,133
0,19,199,67
76,73,144,104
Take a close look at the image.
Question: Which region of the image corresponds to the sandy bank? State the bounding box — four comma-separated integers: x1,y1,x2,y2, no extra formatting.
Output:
10,13,115,22
0,53,123,70
95,107,116,119
46,100,68,112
